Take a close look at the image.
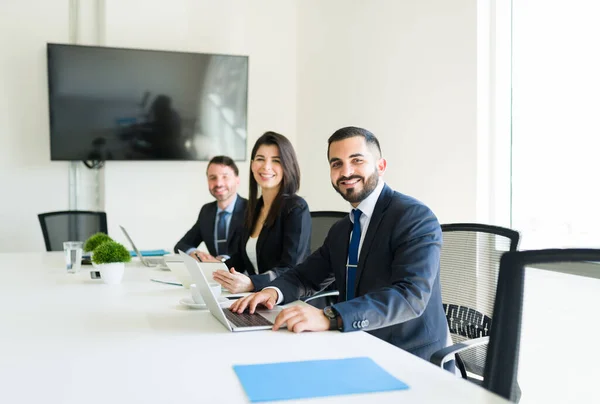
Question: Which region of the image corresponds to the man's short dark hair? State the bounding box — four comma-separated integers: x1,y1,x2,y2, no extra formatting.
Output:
207,155,239,176
327,126,382,159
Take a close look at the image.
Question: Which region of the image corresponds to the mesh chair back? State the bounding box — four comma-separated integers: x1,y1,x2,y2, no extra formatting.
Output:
309,211,347,253
485,249,600,402
440,223,520,378
303,211,347,308
38,211,108,251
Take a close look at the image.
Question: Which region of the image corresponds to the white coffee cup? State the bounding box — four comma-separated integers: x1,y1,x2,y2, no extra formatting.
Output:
190,283,221,304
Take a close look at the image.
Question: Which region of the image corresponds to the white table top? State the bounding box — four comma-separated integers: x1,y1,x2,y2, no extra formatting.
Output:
0,253,508,404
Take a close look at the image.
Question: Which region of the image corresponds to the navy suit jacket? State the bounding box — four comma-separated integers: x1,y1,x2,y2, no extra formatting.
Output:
226,194,312,292
269,185,450,363
174,195,247,257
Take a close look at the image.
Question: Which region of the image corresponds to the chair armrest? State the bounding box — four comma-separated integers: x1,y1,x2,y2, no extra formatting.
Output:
430,336,490,368
302,290,339,303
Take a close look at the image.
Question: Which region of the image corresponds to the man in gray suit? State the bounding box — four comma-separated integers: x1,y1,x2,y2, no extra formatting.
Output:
175,156,247,261
231,127,451,369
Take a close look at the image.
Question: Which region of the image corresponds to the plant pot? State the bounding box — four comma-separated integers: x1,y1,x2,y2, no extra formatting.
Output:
97,262,125,284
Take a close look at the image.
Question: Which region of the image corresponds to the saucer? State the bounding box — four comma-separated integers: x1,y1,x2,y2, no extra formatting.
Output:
179,296,229,309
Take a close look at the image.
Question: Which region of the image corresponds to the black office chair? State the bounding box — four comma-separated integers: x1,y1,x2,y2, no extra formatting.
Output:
308,211,347,254
430,224,520,384
38,210,108,251
484,249,600,402
303,211,347,308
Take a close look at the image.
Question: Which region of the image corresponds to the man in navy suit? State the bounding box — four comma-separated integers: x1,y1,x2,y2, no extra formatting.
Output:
174,155,247,261
230,127,451,368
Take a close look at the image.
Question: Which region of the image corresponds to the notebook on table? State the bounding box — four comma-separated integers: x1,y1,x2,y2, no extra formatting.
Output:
233,357,409,402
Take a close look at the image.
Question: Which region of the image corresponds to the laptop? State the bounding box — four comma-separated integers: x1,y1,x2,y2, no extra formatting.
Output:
120,225,167,267
180,251,283,332
160,257,224,288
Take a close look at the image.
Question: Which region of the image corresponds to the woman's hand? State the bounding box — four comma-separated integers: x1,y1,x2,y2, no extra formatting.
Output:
212,268,254,293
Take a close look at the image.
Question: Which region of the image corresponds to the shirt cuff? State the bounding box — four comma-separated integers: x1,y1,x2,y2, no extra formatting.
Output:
263,286,284,305
185,248,196,255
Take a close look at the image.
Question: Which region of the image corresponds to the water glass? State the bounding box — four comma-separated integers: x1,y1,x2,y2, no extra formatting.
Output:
63,241,83,273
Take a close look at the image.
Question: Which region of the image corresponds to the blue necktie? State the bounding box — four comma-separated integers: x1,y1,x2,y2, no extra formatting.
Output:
346,209,362,301
216,211,229,256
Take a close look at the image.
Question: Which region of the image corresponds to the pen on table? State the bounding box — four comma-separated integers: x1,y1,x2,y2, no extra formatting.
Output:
150,278,183,286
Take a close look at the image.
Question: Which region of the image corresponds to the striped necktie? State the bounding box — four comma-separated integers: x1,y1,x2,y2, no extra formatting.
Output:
216,211,229,256
346,209,362,300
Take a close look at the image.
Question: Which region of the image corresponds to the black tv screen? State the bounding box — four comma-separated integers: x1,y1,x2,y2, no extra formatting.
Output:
47,44,248,161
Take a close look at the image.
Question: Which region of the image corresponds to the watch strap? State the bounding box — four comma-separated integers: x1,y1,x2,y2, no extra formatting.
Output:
324,306,340,331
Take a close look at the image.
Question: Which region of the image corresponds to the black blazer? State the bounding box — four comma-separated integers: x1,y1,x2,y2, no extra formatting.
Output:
269,185,450,364
226,194,311,291
174,195,247,257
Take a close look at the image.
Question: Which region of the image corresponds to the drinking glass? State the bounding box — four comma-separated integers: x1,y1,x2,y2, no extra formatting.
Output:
63,241,83,273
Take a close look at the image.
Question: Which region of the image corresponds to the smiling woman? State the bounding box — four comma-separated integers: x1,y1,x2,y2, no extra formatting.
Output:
212,132,312,293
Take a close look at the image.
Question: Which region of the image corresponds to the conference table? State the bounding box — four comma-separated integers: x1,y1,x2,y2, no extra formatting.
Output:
0,253,508,403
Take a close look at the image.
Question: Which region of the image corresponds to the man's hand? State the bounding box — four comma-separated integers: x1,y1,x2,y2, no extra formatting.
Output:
212,268,254,293
193,251,220,262
229,289,278,314
272,305,331,333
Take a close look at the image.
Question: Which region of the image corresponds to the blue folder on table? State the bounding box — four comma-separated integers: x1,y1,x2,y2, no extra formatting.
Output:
233,357,409,402
129,249,169,257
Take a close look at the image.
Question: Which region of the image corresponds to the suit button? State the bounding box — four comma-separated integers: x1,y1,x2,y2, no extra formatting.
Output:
352,321,358,329
362,320,369,327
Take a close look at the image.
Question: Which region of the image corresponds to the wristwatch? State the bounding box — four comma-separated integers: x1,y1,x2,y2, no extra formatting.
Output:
216,255,229,263
323,306,341,330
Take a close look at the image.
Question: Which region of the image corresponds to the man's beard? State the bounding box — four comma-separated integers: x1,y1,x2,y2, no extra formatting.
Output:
331,171,379,204
211,187,231,201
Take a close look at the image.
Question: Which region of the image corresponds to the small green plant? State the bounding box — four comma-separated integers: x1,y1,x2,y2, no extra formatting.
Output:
84,232,113,252
92,241,131,264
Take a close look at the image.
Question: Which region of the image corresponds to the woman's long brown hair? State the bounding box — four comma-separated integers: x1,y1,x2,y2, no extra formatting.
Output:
245,131,301,232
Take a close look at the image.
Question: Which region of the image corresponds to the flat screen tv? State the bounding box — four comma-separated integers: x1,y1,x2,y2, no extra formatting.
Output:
46,43,248,161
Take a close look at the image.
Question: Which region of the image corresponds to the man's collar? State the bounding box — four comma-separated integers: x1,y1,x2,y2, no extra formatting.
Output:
351,179,385,220
217,194,238,214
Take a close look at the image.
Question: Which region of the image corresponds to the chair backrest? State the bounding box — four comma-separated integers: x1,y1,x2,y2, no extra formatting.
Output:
309,211,347,253
38,210,108,251
484,249,600,402
440,223,520,379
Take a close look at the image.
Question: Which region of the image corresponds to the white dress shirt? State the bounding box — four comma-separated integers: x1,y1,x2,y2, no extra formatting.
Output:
245,236,259,272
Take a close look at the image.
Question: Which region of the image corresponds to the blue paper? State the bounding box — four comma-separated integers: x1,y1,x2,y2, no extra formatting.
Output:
233,357,409,402
129,249,169,257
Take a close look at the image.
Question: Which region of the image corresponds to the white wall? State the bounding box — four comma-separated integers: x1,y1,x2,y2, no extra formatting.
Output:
102,0,298,251
0,0,71,251
0,0,480,252
296,0,478,222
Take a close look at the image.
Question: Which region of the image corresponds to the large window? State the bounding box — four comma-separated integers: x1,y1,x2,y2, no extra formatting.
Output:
512,0,600,249
510,2,600,402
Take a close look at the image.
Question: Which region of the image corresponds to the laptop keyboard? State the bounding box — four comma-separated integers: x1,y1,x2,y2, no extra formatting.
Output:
224,309,273,328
